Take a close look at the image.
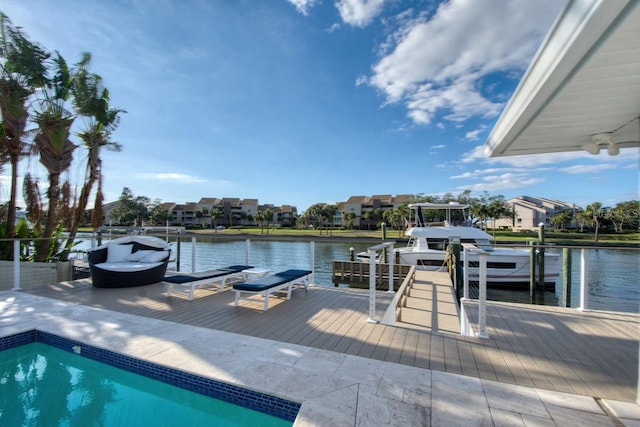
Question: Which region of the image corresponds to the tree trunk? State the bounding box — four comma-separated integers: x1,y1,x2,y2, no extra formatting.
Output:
64,175,96,259
36,173,60,262
6,156,19,242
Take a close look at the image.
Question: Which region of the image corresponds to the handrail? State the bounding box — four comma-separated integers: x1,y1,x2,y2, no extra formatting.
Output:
380,265,416,325
365,241,397,323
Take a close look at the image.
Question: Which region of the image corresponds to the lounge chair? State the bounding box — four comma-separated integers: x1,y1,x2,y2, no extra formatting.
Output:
87,236,172,288
164,265,254,300
232,269,313,311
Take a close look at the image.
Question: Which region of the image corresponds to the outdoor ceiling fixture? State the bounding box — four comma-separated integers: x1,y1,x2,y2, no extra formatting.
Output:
582,132,619,156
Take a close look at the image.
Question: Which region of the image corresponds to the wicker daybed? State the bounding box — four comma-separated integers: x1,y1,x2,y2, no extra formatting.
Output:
87,236,171,288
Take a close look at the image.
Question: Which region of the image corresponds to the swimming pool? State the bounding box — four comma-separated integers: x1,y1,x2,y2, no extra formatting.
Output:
0,330,299,426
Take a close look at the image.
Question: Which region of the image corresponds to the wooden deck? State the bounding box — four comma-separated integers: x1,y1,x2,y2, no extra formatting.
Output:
22,270,639,402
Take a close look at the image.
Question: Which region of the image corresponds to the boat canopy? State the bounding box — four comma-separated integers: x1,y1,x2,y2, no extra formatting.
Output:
408,202,471,226
406,226,493,240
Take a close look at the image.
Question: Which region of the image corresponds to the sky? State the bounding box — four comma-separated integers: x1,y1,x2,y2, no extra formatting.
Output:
1,0,638,213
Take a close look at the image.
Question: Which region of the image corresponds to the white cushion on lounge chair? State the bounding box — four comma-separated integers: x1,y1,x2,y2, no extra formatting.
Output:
106,244,133,263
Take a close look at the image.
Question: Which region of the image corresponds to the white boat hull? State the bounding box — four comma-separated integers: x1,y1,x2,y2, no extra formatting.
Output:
395,247,560,290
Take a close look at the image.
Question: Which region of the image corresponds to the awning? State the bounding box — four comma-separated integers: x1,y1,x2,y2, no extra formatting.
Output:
484,0,640,157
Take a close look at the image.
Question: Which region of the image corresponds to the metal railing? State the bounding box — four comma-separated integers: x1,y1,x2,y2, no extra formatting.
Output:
458,243,640,338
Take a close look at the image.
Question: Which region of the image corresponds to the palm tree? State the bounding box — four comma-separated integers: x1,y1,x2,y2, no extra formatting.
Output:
254,210,265,234
0,14,49,242
396,203,410,229
575,211,592,232
210,207,223,231
550,210,572,231
309,204,325,234
363,210,372,231
323,205,337,236
297,210,308,229
32,52,77,261
263,208,273,234
486,196,509,236
343,211,356,229
584,202,603,242
64,53,124,255
470,202,490,230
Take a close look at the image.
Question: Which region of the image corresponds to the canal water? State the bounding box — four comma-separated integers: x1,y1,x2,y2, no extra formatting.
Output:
76,236,639,313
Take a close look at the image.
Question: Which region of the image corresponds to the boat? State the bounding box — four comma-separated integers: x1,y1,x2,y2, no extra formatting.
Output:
359,202,560,291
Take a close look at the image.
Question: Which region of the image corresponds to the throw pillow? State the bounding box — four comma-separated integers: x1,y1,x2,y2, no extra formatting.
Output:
141,250,169,263
124,250,155,262
106,244,133,263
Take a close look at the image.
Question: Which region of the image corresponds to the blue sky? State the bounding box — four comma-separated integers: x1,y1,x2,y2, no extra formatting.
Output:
1,0,638,213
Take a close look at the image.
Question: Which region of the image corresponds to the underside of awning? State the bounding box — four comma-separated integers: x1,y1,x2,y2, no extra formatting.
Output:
484,0,640,157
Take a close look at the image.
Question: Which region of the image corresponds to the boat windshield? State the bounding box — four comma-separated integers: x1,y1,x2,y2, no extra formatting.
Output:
475,239,494,251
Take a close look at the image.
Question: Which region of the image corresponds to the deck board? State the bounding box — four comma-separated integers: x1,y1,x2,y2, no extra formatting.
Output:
20,271,639,402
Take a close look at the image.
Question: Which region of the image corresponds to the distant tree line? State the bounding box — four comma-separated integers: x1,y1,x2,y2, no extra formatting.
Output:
551,200,639,241
300,190,639,241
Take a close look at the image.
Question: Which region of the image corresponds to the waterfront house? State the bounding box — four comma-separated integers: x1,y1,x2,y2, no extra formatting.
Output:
495,196,577,231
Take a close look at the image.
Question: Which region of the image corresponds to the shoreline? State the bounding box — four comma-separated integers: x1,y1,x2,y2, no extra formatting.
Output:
87,227,639,247
135,231,639,248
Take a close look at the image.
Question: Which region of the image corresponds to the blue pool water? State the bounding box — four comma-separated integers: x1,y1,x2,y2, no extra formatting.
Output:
0,339,294,426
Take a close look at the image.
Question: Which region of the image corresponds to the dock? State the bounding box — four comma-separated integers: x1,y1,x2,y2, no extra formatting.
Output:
331,260,412,288
18,270,639,402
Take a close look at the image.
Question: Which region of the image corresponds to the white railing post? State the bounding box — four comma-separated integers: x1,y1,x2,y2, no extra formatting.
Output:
191,237,197,273
310,241,315,284
246,239,251,265
476,251,489,339
387,243,394,293
463,246,469,300
367,248,378,323
13,240,21,291
579,248,589,311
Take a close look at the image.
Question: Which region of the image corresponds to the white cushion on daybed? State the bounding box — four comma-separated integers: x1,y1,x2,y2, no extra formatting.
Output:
95,261,165,272
140,251,169,263
124,250,156,262
106,244,133,262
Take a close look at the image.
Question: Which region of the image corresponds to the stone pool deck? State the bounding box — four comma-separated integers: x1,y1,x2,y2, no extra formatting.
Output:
2,291,639,426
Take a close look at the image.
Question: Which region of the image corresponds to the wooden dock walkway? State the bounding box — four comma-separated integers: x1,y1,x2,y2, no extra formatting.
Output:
21,271,639,402
393,270,461,334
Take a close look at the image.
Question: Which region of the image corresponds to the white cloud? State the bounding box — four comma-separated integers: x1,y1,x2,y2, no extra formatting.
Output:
560,164,616,174
450,166,550,180
336,0,386,27
368,0,563,126
287,0,320,16
465,127,486,141
460,145,487,163
431,144,445,149
450,171,474,179
460,144,593,167
455,172,546,192
327,23,341,33
355,74,368,86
